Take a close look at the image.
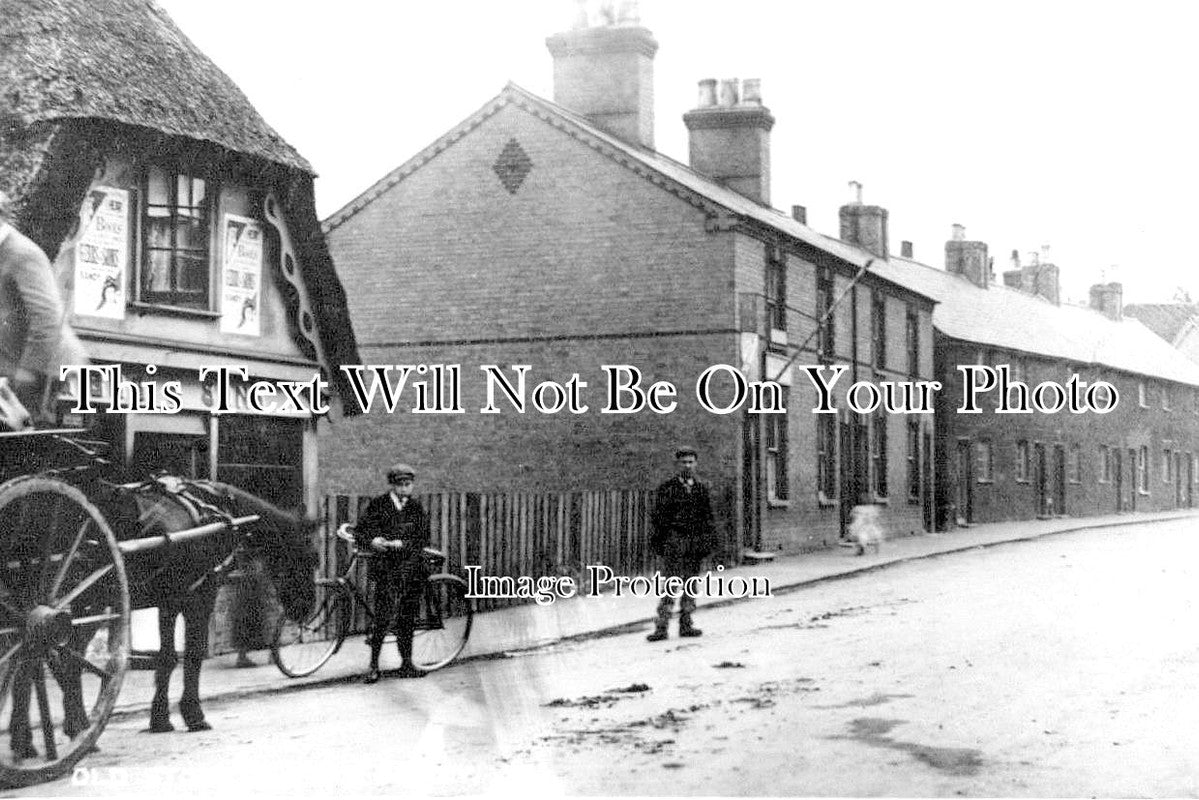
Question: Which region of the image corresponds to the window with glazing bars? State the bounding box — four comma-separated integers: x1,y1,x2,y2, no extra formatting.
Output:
142,166,213,308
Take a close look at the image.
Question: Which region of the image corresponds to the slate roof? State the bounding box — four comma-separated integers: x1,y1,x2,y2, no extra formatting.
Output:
878,257,1199,387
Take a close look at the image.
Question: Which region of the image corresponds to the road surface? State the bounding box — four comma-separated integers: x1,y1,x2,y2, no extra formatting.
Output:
12,518,1199,796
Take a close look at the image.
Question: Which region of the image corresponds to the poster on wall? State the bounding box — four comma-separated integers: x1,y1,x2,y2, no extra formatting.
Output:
73,186,129,319
220,214,263,336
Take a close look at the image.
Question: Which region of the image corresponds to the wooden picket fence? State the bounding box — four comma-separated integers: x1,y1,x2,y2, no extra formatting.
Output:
317,487,734,630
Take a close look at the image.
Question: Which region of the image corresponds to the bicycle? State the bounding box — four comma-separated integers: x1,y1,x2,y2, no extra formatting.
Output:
271,523,474,678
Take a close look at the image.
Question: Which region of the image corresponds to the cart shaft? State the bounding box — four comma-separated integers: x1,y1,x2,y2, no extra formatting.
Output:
116,514,260,555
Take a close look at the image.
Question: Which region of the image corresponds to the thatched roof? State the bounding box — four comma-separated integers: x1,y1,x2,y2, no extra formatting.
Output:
0,0,309,173
0,0,363,414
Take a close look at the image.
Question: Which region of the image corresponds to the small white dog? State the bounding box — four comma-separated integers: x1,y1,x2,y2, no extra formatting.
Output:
848,503,883,556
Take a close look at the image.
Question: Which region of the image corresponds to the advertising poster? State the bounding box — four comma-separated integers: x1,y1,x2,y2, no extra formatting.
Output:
220,214,263,336
73,186,128,319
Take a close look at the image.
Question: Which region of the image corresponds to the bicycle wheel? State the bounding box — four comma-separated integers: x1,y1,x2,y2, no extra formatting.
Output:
271,579,351,678
410,574,473,671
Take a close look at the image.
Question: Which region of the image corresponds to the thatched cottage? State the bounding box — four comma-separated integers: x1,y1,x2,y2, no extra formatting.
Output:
1,0,361,511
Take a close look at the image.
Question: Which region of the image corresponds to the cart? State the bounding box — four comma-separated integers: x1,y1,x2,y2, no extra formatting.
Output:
0,427,262,788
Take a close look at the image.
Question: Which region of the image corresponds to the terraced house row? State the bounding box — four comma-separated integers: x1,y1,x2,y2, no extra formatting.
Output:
316,12,1199,557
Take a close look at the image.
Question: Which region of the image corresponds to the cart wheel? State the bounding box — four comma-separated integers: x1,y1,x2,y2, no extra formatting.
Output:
271,579,350,678
0,476,130,788
411,574,474,672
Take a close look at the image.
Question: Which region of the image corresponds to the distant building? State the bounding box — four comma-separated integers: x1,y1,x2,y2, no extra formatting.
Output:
322,16,940,556
884,237,1199,525
1124,302,1199,366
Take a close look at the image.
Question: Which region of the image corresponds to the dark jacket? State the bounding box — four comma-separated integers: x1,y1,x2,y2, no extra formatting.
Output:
355,492,429,583
650,476,716,560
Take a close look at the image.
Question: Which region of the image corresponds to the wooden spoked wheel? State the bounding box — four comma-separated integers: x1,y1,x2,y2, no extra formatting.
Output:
0,476,130,788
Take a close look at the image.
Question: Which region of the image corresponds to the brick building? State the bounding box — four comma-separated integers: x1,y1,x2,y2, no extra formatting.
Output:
1,0,361,651
881,232,1199,526
321,14,941,556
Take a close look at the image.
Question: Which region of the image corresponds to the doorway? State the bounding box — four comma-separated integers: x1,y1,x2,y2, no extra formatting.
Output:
955,439,973,526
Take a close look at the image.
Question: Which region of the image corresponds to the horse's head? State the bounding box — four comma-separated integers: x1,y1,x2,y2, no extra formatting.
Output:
263,514,320,621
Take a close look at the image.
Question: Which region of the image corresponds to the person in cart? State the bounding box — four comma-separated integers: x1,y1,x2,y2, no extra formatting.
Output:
0,191,86,428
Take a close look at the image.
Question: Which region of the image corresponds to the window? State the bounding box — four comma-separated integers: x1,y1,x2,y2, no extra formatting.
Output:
907,421,920,501
1138,381,1147,408
765,391,789,502
817,413,836,499
1099,445,1111,483
872,295,887,370
1015,440,1030,482
872,410,888,497
1162,385,1171,410
141,165,215,309
906,305,919,376
816,266,834,359
976,440,994,482
765,249,787,338
1137,445,1149,492
1163,449,1173,483
1069,444,1082,483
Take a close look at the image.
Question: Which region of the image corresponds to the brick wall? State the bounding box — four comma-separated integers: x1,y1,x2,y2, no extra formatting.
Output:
936,336,1199,525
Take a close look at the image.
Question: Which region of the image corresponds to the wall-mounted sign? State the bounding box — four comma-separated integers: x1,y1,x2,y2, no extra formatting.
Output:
74,186,129,319
220,214,263,336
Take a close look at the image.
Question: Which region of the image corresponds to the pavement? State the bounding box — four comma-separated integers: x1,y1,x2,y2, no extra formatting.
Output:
109,508,1199,720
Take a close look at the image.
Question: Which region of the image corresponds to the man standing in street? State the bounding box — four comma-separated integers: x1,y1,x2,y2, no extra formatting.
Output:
648,446,717,642
355,463,430,682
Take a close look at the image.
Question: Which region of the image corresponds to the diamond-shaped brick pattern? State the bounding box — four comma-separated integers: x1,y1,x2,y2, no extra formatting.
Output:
492,138,533,195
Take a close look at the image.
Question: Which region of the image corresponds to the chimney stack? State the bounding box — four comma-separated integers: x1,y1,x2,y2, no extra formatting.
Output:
839,181,889,259
683,77,775,204
944,224,989,288
900,241,913,259
547,2,658,149
791,205,807,225
1090,282,1123,321
1001,247,1060,304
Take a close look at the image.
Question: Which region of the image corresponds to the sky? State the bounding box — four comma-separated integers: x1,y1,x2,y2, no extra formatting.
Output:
155,0,1199,305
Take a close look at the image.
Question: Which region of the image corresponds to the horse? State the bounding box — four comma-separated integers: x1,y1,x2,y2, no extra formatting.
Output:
7,476,318,756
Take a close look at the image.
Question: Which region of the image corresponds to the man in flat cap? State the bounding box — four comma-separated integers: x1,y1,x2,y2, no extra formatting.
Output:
355,463,430,681
647,446,717,641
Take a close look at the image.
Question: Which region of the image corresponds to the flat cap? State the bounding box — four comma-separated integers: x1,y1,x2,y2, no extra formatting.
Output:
386,463,416,482
674,446,698,459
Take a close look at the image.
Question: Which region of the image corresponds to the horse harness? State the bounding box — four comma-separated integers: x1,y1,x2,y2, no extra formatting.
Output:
127,475,254,596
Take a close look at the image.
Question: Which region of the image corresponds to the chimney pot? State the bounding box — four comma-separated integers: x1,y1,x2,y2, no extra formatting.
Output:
697,78,717,107
951,223,966,242
741,78,762,105
848,180,863,205
1010,248,1020,269
791,205,807,225
900,241,913,258
718,78,740,106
